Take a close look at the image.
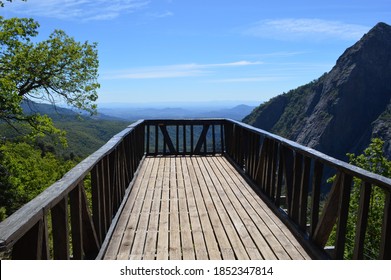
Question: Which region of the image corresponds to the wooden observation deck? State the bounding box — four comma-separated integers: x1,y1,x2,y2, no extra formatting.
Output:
0,119,390,260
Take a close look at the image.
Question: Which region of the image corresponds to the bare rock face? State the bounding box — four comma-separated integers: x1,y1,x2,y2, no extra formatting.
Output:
244,22,391,161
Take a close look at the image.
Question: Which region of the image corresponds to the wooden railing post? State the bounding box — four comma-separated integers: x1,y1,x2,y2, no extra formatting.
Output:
11,218,46,260
334,173,353,259
80,185,99,259
51,197,70,260
310,160,323,237
91,165,102,245
70,183,84,259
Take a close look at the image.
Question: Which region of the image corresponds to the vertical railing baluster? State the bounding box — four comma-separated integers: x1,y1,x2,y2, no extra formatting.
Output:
70,183,83,259
176,125,179,153
11,219,45,259
80,185,99,259
104,154,112,233
108,152,117,214
146,125,150,155
334,173,353,259
299,156,311,230
264,138,272,195
203,125,207,154
190,125,194,154
256,137,267,191
220,123,225,154
100,159,108,237
41,215,50,259
310,159,323,237
353,182,371,259
275,143,283,207
91,165,102,244
51,197,70,260
248,131,253,177
269,139,279,200
162,125,167,154
212,125,216,154
183,124,186,154
290,152,303,222
155,124,159,155
282,145,294,213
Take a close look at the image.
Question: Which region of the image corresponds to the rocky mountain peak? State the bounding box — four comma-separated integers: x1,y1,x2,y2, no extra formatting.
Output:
244,22,391,161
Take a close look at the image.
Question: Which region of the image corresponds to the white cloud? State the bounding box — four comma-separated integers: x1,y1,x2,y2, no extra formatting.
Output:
209,76,285,83
5,0,150,21
148,11,174,18
243,18,370,41
102,61,262,80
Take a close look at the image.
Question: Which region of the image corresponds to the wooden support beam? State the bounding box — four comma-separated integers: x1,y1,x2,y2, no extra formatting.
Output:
255,137,267,191
80,185,100,259
313,172,342,248
194,125,210,154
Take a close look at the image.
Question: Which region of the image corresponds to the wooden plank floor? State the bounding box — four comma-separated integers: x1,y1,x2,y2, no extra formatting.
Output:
103,156,311,260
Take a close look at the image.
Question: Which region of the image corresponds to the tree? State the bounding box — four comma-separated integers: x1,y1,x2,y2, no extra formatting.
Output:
0,16,99,140
0,0,26,7
328,138,390,259
0,141,76,220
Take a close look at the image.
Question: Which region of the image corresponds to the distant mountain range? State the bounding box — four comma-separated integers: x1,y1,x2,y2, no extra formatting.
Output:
17,101,255,158
98,104,256,121
21,101,122,121
244,22,391,161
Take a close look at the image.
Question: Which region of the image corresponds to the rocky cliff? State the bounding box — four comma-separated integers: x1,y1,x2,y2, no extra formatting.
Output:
244,22,391,161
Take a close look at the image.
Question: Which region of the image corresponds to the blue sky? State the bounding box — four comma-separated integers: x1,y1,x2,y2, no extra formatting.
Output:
2,0,390,106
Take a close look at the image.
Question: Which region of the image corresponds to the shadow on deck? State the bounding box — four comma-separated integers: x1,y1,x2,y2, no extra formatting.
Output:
0,119,390,260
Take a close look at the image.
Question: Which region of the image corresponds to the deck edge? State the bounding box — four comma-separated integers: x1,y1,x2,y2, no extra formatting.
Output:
223,154,330,260
95,156,146,260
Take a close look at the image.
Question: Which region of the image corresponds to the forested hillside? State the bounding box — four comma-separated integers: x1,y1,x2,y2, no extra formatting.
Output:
0,102,129,221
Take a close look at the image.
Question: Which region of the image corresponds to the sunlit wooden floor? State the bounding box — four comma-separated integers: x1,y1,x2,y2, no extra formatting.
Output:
103,156,311,260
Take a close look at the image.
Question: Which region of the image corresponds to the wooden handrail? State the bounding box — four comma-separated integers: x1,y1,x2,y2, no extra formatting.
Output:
1,118,390,259
0,120,145,259
224,119,391,259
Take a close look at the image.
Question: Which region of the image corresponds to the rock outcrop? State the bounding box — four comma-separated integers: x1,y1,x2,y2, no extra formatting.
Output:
244,22,391,160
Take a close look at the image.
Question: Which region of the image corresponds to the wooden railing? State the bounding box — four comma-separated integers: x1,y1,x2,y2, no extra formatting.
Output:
225,119,391,260
1,118,390,259
0,120,144,259
144,119,225,155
